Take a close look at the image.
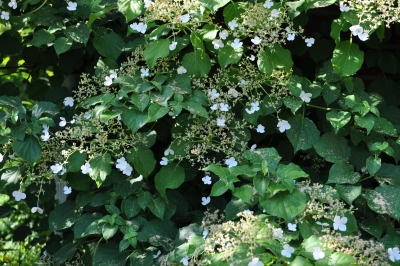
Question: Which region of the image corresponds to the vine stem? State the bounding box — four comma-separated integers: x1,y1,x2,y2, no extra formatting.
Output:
306,103,342,111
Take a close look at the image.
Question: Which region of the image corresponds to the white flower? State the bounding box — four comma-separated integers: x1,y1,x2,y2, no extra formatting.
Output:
202,228,209,239
180,255,189,266
122,164,133,176
177,66,187,74
164,148,174,156
60,167,66,175
153,250,161,259
228,20,238,30
41,131,50,141
201,196,211,205
349,25,363,36
300,90,312,103
263,0,274,8
358,32,369,41
250,144,257,151
169,41,178,51
287,33,295,41
248,258,263,266
251,36,262,45
339,2,350,12
277,120,291,132
249,54,256,61
231,38,243,49
116,157,127,170
305,38,315,47
273,228,283,238
216,118,225,126
12,190,26,201
180,13,190,23
81,162,92,174
140,68,149,77
104,76,112,86
316,221,330,226
219,30,228,40
8,0,17,9
388,247,400,262
59,117,67,127
208,89,220,100
243,209,253,214
63,97,74,107
63,186,72,195
42,125,49,132
84,112,92,119
130,22,147,34
212,39,224,49
51,163,63,174
288,223,297,231
210,104,218,111
333,215,347,231
202,175,212,185
70,119,75,124
144,0,153,8
313,247,325,260
31,206,44,214
281,244,295,258
109,70,117,79
160,157,168,166
271,9,280,18
256,124,265,133
228,88,239,97
220,103,229,112
241,79,247,85
245,101,260,114
1,11,10,20
66,2,77,11
0,153,3,162
225,157,237,168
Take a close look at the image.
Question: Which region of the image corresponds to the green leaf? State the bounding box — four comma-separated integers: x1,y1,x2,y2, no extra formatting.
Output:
117,0,143,21
49,201,82,231
331,41,364,77
365,185,400,220
148,195,166,219
144,39,170,68
165,74,192,94
336,184,361,205
131,94,150,112
199,0,230,13
137,190,151,210
313,132,351,163
322,83,341,106
123,196,140,219
89,153,112,187
326,111,351,134
54,38,73,56
93,242,128,266
366,156,381,176
374,163,400,186
182,51,211,77
359,219,383,239
276,163,308,180
1,167,21,186
283,97,303,114
210,180,229,197
232,185,253,204
261,189,307,222
102,224,118,240
253,175,270,198
52,243,79,266
32,101,59,118
355,114,375,135
121,108,148,133
218,45,243,68
93,31,125,60
13,135,42,165
182,102,208,118
327,161,360,184
129,250,153,266
154,163,185,199
64,23,91,45
31,29,55,47
378,53,397,75
66,151,87,172
287,115,320,153
147,104,169,122
198,24,219,41
258,44,293,75
149,86,174,106
329,252,357,265
74,213,103,239
373,117,398,137
126,147,156,178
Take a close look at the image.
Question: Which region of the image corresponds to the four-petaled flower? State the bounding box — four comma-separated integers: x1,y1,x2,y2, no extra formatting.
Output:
210,104,218,111
220,103,229,112
1,11,10,20
225,157,237,168
141,68,149,77
144,0,153,8
281,244,295,258
313,247,325,260
81,162,92,174
8,0,17,9
212,39,224,50
51,163,63,174
169,41,177,51
271,9,280,18
249,54,256,61
201,196,211,205
228,20,238,30
12,190,26,201
350,25,363,36
202,175,212,185
115,156,133,176
248,257,263,266
388,247,400,262
177,66,187,74
59,117,67,127
256,124,265,133
251,36,262,45
231,38,243,49
216,118,226,126
0,153,3,162
264,0,274,9
245,101,260,114
63,97,74,107
41,131,50,141
104,76,112,86
180,14,190,23
160,157,168,166
180,255,189,266
333,215,347,231
228,88,239,97
153,250,161,259
300,90,312,103
287,33,295,41
305,38,315,47
288,223,297,231
277,120,291,132
273,228,283,238
130,22,147,34
250,144,257,151
219,30,228,40
208,89,220,100
67,2,77,11
164,148,174,156
202,228,209,239
31,206,44,214
339,2,350,12
63,186,72,195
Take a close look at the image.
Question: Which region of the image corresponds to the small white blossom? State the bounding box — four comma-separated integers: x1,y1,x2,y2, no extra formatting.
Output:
8,0,17,9
333,215,347,231
263,0,274,9
116,157,127,170
0,153,3,162
84,112,92,119
59,117,67,127
1,11,9,20
271,9,280,18
160,157,168,166
208,89,220,100
201,196,211,205
251,36,262,45
225,157,237,168
153,250,161,259
220,103,229,112
202,175,212,185
256,124,265,133
210,104,218,111
281,244,295,258
169,41,177,51
66,2,77,11
180,13,190,23
339,2,350,12
122,164,133,176
240,79,247,85
245,101,260,114
277,120,291,132
63,186,72,195
300,90,312,103
51,163,63,174
60,167,67,175
130,22,147,34
288,223,297,231
216,118,225,126
63,97,74,107
212,39,224,49
202,228,209,239
243,209,253,214
177,66,187,74
313,247,325,260
287,33,295,41
219,30,228,40
140,68,149,77
249,54,256,61
144,0,153,8
358,32,369,41
180,255,189,266
81,162,92,174
388,247,400,262
305,38,315,47
250,144,257,151
12,190,26,201
228,20,238,30
273,228,283,238
31,206,44,214
228,88,239,97
104,76,112,86
349,25,363,36
231,38,243,49
109,70,117,79
41,131,50,141
164,148,174,156
248,258,263,266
